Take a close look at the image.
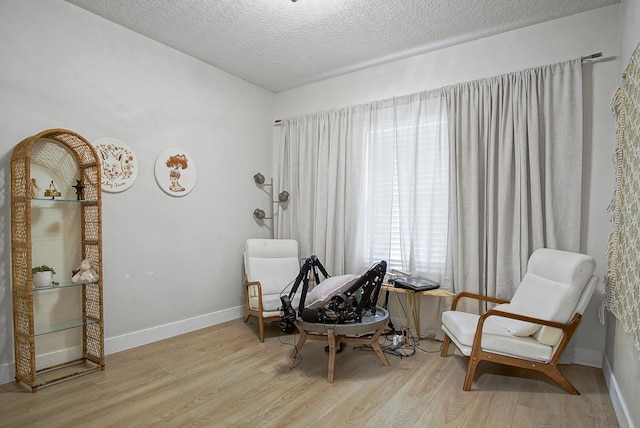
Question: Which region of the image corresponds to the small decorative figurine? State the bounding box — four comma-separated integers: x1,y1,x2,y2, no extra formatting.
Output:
44,180,61,199
72,179,85,201
30,178,40,198
71,259,99,284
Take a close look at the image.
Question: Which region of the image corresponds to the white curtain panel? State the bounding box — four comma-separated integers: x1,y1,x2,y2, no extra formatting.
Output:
276,58,583,305
354,93,449,283
444,59,584,300
276,109,367,275
276,60,584,348
277,93,450,278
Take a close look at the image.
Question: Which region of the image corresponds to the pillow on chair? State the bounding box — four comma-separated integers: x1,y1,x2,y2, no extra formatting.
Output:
305,274,359,309
492,249,596,337
491,303,541,337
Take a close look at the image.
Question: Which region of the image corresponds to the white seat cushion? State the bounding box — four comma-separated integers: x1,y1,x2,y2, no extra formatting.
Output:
441,310,553,362
250,294,300,315
250,294,282,313
532,325,563,346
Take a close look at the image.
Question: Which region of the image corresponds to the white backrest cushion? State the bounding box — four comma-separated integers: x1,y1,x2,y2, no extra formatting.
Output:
245,239,299,259
526,248,595,288
306,274,360,309
573,275,599,315
244,239,300,296
493,249,595,337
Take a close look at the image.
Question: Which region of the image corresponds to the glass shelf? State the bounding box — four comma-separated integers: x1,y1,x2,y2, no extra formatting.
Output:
35,317,100,336
31,197,96,204
33,281,97,291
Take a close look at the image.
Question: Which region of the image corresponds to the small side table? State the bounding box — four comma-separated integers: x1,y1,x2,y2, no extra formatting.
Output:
292,307,390,383
382,284,454,338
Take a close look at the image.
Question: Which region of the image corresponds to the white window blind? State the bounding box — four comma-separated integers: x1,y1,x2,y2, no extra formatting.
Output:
360,96,449,281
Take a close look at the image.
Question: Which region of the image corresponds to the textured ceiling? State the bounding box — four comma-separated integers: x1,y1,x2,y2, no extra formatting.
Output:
64,0,618,92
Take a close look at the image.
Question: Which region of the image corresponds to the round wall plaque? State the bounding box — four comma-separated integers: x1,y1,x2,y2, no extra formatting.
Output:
94,137,138,193
154,148,197,197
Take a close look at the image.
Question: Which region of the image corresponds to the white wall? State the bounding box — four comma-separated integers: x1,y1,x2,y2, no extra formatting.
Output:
275,5,621,367
1,4,634,422
0,0,275,383
603,1,640,427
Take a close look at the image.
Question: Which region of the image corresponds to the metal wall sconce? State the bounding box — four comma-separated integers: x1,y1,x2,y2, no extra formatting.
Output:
253,172,289,237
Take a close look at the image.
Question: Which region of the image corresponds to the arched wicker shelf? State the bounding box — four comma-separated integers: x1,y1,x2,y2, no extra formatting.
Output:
11,128,104,392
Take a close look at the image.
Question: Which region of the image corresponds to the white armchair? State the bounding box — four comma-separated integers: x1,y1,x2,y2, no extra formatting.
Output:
440,248,597,394
243,239,301,342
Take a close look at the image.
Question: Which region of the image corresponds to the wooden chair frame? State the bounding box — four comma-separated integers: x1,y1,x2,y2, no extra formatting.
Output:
441,292,584,395
244,274,281,342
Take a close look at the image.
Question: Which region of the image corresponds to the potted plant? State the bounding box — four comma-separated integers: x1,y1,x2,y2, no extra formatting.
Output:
32,265,56,288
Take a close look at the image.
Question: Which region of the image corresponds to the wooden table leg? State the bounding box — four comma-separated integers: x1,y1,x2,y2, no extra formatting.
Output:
294,310,393,382
291,327,308,358
407,291,421,338
327,329,337,383
370,319,390,366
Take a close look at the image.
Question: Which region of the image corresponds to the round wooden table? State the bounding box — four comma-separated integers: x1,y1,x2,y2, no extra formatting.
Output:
292,307,390,382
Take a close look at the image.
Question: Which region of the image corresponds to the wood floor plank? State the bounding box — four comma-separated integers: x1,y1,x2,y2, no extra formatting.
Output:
0,318,620,427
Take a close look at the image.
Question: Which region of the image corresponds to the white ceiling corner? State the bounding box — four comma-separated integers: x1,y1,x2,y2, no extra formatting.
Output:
64,0,619,93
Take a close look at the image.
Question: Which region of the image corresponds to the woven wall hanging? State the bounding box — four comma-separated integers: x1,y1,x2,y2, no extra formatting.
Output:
606,42,640,358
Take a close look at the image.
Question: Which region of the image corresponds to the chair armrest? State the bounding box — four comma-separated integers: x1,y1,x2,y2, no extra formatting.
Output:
244,275,262,290
481,309,573,330
450,291,510,311
244,275,264,312
472,310,582,361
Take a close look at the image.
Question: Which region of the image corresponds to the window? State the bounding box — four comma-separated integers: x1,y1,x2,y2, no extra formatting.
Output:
360,97,448,281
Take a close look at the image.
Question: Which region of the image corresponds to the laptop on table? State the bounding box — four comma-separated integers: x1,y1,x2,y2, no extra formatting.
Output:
390,275,440,292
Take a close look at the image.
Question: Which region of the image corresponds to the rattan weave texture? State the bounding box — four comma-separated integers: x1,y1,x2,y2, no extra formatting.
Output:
10,129,105,391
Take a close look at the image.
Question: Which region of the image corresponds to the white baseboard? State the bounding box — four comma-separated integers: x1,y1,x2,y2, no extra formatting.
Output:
0,305,244,386
105,305,244,355
0,362,15,386
574,346,603,368
37,347,83,368
602,354,634,428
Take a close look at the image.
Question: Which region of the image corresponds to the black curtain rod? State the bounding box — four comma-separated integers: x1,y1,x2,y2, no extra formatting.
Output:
582,52,603,61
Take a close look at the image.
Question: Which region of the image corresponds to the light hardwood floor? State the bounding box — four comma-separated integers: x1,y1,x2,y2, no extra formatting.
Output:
0,319,619,427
